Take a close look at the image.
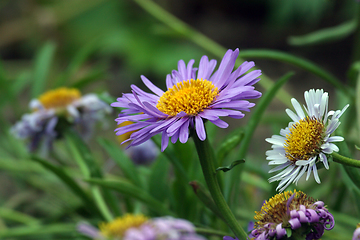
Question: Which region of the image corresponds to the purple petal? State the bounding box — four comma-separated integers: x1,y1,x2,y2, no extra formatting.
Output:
141,75,164,96
195,115,206,140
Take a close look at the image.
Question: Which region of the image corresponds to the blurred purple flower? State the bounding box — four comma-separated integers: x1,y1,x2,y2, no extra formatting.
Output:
353,223,360,240
11,88,111,154
78,215,206,240
112,49,261,151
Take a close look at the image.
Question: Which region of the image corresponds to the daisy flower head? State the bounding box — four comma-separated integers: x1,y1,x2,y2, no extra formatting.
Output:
77,214,206,240
266,89,349,192
11,87,111,153
112,49,261,151
251,190,334,240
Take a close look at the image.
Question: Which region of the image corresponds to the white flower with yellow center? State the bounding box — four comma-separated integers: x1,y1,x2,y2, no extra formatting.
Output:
266,89,349,192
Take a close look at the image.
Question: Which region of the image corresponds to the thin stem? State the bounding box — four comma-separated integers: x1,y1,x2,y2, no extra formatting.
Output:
192,133,248,240
132,0,292,108
332,152,360,168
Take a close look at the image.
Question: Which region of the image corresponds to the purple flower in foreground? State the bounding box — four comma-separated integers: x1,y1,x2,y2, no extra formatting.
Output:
250,190,334,240
77,214,206,240
353,223,360,240
112,49,261,151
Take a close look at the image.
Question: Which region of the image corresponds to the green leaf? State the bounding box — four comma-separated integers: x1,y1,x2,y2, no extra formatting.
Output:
216,130,244,166
32,42,57,98
148,155,170,202
97,138,142,187
189,181,225,221
0,207,40,226
65,129,119,219
0,223,76,238
239,50,351,97
70,68,106,89
286,228,292,238
55,40,100,87
216,160,245,173
86,178,174,216
226,72,294,202
30,156,101,217
288,20,356,46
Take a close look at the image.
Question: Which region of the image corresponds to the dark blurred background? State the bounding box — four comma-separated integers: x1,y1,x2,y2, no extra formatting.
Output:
0,0,357,96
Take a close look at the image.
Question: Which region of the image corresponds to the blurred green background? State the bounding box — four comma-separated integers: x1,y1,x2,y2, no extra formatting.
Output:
0,0,359,239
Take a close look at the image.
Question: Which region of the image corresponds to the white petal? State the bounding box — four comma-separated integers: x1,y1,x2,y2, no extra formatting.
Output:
291,98,305,119
285,109,301,122
327,136,344,142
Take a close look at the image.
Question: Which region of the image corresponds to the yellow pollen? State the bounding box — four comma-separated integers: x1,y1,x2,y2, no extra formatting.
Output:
254,190,315,230
156,78,219,116
99,214,148,238
38,87,81,109
284,116,325,163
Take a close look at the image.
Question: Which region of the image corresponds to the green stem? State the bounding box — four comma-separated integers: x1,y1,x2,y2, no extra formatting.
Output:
192,133,248,240
332,152,360,168
132,0,292,108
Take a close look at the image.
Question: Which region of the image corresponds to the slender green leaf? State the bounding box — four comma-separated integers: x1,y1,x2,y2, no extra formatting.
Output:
288,20,356,46
216,160,245,173
189,181,225,222
132,0,293,107
98,138,142,187
0,223,76,238
70,68,106,89
0,208,40,226
216,130,244,166
55,41,99,87
148,155,170,202
227,72,294,202
239,50,351,97
32,42,57,98
86,178,174,216
30,156,101,217
65,129,118,219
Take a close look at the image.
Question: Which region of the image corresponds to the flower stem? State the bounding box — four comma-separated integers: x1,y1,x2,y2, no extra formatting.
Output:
192,133,248,240
332,152,360,168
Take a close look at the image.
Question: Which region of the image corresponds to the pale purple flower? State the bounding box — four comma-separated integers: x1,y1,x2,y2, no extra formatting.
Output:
11,88,111,153
266,89,349,192
125,140,159,165
77,216,206,240
353,224,360,240
112,49,261,151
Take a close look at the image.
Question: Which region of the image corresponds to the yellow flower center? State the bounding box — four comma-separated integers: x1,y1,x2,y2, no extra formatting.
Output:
284,116,325,163
99,214,148,238
156,79,219,116
254,190,315,230
38,87,81,109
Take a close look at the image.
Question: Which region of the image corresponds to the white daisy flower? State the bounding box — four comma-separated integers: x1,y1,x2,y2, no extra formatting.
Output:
265,89,349,192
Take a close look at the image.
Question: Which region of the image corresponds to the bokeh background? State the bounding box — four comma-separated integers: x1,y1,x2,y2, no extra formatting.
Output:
0,0,359,239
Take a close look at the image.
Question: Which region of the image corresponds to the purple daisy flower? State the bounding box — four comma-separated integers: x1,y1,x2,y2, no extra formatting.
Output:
251,190,334,240
111,49,261,151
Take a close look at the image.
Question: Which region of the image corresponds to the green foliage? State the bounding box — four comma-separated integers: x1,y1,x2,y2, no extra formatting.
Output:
0,0,359,239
